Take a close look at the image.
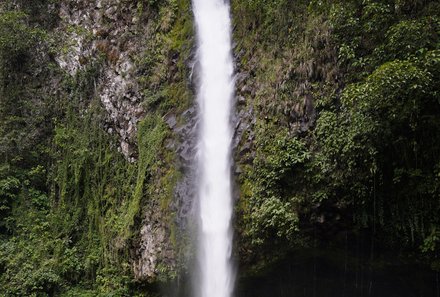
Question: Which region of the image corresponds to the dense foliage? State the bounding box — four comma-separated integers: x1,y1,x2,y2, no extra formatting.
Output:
0,0,439,295
0,0,190,295
233,0,440,271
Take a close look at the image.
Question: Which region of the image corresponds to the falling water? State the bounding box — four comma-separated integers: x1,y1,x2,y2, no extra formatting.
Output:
192,0,235,296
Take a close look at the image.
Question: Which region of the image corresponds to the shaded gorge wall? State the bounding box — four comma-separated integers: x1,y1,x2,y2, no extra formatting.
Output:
238,249,438,297
0,0,439,296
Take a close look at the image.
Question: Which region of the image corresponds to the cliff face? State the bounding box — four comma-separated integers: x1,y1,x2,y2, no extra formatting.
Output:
1,0,196,293
231,0,440,278
49,0,324,284
0,0,439,296
56,0,153,159
53,0,167,281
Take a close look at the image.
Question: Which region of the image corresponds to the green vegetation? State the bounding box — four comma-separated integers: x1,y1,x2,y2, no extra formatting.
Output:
233,0,440,272
0,0,439,295
0,0,192,295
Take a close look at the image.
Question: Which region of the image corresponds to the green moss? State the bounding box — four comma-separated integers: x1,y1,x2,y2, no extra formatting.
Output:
123,115,167,236
0,0,196,294
3,0,440,293
233,0,440,273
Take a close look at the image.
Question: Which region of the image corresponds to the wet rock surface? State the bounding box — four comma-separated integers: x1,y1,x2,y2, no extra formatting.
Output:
55,0,179,281
53,0,320,283
172,105,198,247
56,0,145,159
134,202,176,280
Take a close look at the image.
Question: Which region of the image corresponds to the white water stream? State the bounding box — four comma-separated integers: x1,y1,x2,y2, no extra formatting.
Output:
192,0,235,296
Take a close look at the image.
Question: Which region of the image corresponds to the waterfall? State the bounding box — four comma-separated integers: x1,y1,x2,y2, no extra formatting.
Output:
192,0,235,296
